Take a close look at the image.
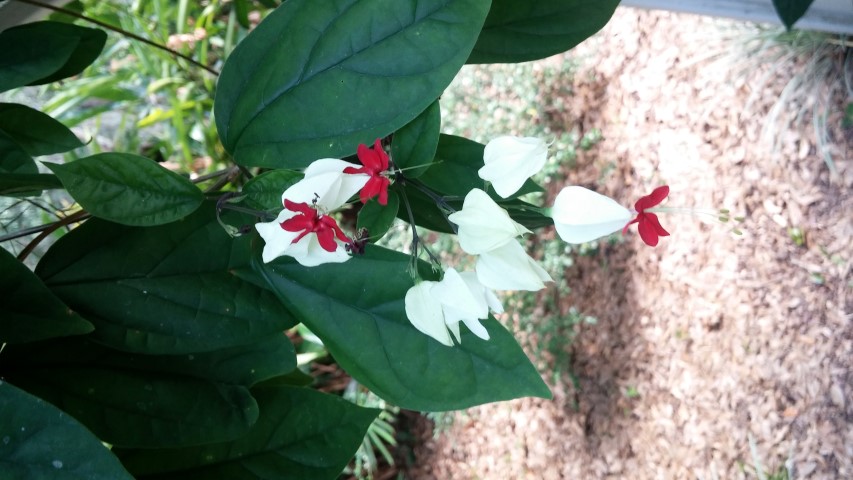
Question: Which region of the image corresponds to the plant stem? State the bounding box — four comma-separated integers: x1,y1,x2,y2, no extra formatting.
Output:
396,183,441,276
12,0,219,76
16,210,89,261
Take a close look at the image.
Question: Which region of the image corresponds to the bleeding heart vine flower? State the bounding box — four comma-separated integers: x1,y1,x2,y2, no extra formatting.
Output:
344,138,391,205
623,185,670,247
255,164,363,266
448,188,530,254
550,185,672,247
478,136,548,198
404,268,503,346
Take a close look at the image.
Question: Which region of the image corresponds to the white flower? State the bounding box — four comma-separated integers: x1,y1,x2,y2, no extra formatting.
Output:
550,186,632,244
404,269,503,345
285,158,368,209
479,136,547,198
404,281,453,346
447,188,530,255
476,240,552,291
430,268,502,342
255,158,367,266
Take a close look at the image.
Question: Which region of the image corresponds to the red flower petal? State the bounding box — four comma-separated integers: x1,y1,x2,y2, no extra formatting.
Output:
357,142,382,172
634,185,670,211
315,227,337,252
645,212,670,237
637,218,660,247
377,177,390,206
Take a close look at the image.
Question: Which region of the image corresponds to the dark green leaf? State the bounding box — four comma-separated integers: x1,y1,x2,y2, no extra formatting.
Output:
48,1,86,24
46,153,204,226
357,191,400,241
772,0,815,29
0,103,84,156
0,381,133,480
115,386,379,480
256,247,551,411
253,369,315,388
0,173,63,196
7,368,258,449
0,22,106,91
467,0,620,64
0,334,296,388
419,134,543,199
0,131,37,175
391,101,440,178
0,248,93,345
241,169,302,211
35,205,294,354
215,0,490,169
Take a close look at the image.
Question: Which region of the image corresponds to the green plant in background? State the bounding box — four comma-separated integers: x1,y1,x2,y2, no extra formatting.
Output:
0,0,635,478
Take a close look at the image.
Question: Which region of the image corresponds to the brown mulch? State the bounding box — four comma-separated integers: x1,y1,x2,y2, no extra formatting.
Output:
403,8,852,480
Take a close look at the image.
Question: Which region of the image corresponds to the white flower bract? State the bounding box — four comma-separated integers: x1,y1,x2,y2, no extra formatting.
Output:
448,188,530,255
479,136,547,198
476,240,552,291
550,186,632,244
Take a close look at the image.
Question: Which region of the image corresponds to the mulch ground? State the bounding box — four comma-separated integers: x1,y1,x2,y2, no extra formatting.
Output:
402,8,852,480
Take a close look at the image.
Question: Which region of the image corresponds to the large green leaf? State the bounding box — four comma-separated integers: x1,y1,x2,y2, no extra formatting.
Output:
241,169,302,211
772,0,815,29
35,205,295,354
0,381,133,480
0,174,63,196
0,131,37,175
255,246,550,411
0,334,296,388
467,0,620,64
7,368,258,449
418,134,543,199
46,153,204,226
0,104,84,156
0,248,93,345
115,386,379,480
215,0,491,169
0,22,106,92
391,100,440,179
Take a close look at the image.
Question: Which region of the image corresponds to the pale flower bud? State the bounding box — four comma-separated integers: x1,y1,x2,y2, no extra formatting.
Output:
550,186,632,244
448,188,530,255
479,136,547,198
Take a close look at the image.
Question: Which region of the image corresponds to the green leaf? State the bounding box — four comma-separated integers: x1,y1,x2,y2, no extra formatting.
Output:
391,100,440,178
1,334,296,388
0,104,84,156
418,134,543,199
772,0,815,29
0,248,93,345
357,191,400,241
241,169,302,211
0,381,133,480
35,205,295,355
214,0,491,169
256,247,551,411
0,22,106,91
7,368,258,449
0,131,37,175
467,0,620,64
46,153,204,226
115,386,379,480
0,174,63,196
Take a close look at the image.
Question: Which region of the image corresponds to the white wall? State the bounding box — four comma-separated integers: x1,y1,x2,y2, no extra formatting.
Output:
621,0,853,35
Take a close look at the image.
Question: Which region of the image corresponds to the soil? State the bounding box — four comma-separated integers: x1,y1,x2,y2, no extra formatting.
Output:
401,7,852,480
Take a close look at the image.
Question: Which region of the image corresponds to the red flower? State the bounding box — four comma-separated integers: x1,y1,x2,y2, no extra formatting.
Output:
623,186,671,247
344,138,390,205
280,200,350,252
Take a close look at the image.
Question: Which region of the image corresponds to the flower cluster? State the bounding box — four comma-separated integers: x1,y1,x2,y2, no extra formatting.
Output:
255,140,391,266
255,134,693,347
